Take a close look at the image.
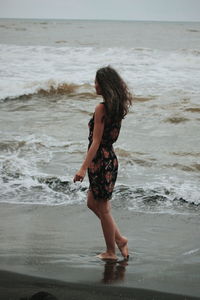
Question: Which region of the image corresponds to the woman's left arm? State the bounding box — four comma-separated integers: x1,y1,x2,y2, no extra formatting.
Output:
73,103,105,182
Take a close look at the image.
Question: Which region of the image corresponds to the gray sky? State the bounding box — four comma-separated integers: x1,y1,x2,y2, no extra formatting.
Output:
0,0,200,22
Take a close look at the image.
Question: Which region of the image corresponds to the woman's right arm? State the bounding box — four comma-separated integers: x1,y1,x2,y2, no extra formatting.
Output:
73,103,105,182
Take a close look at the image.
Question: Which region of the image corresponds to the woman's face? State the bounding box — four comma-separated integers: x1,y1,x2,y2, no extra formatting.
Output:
95,79,102,95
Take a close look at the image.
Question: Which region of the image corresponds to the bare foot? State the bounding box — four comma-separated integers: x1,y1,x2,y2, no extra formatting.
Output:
96,252,118,261
117,237,129,260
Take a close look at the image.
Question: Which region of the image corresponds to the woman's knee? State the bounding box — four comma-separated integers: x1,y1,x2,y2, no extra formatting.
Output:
87,198,93,211
87,200,94,211
98,201,111,217
87,190,97,211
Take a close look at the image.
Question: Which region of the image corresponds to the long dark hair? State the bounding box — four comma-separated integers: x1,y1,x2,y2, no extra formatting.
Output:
95,66,133,122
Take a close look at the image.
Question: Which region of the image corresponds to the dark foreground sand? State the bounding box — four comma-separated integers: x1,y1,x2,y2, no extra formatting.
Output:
0,203,199,299
0,269,199,300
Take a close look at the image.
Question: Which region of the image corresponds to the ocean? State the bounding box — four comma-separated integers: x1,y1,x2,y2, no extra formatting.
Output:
0,18,200,214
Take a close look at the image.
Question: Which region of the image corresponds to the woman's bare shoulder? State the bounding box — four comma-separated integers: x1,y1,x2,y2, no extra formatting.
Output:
95,103,105,114
94,103,106,122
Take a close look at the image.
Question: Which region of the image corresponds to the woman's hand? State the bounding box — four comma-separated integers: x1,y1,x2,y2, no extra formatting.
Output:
73,167,86,183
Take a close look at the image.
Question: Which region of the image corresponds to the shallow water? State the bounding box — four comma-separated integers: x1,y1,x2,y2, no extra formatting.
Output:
0,19,200,214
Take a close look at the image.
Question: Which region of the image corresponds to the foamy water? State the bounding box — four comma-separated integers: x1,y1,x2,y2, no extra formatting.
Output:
0,19,200,213
0,45,200,100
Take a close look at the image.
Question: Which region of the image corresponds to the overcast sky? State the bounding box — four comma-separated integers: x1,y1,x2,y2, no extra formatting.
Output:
0,0,200,22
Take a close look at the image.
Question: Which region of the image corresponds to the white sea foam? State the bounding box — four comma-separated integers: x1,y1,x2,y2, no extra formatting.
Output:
0,44,200,100
114,175,200,214
1,131,199,211
1,148,199,210
183,248,200,256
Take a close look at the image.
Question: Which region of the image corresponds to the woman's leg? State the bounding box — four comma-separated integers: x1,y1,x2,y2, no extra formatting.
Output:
87,190,122,240
96,200,116,259
87,190,100,218
87,190,129,259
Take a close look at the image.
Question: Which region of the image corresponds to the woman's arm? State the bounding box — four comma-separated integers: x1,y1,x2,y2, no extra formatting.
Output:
73,103,105,182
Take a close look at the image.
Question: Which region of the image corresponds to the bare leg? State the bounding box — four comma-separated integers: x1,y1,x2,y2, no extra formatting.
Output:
109,214,129,259
87,190,129,259
97,200,117,260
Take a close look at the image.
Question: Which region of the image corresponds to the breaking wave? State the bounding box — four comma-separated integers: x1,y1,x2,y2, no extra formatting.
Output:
0,134,199,213
0,166,199,213
1,43,200,102
1,81,98,102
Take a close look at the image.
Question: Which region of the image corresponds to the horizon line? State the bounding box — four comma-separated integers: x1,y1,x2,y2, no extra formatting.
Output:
0,17,199,23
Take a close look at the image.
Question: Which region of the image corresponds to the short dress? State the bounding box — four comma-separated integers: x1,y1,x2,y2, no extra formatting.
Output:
88,104,121,201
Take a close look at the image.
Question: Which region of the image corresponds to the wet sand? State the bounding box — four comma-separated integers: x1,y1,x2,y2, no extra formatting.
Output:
0,203,200,299
0,270,199,300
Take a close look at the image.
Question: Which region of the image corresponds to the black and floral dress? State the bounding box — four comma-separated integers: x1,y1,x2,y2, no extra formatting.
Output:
88,103,121,201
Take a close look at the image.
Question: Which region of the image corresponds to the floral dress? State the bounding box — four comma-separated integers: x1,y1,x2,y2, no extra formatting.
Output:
88,104,121,201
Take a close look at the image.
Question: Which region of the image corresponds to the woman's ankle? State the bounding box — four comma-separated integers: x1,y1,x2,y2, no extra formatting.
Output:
116,236,128,246
106,249,116,256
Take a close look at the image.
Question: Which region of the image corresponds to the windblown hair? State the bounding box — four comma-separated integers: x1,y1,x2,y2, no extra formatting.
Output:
96,66,133,122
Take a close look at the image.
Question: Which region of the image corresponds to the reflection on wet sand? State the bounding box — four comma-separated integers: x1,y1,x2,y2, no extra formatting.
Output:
101,259,129,284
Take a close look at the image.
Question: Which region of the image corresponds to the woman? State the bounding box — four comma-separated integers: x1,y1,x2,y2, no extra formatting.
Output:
73,66,132,260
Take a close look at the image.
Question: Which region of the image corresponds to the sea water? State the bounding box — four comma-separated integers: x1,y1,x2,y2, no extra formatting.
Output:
0,19,200,214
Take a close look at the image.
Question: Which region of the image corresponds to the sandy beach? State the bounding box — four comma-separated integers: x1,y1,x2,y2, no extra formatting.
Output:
0,202,199,299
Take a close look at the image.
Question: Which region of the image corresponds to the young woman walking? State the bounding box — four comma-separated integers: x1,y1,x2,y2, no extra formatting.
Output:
74,66,132,260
